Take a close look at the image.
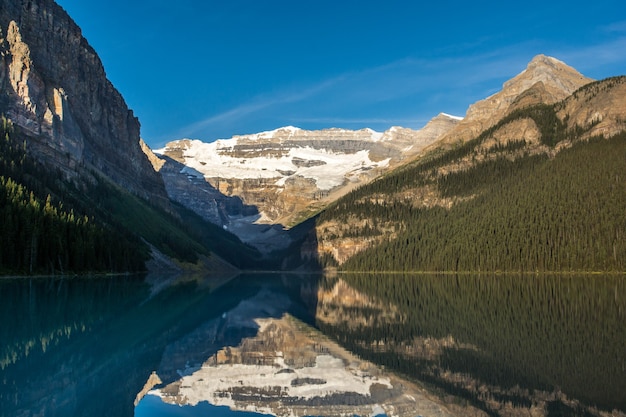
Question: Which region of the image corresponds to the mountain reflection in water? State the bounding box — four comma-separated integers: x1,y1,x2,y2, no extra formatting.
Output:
0,272,624,417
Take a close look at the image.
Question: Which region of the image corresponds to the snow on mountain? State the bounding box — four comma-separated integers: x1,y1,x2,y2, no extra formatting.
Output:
440,113,464,121
157,133,390,192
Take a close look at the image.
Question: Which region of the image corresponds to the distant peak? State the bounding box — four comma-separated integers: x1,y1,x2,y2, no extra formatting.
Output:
521,54,575,77
277,126,301,132
528,54,566,67
259,126,302,136
503,54,592,96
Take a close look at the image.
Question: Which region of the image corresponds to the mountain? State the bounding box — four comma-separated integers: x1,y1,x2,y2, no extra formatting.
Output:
150,54,619,268
436,54,593,146
0,0,262,274
152,53,612,267
310,73,626,271
0,0,169,208
2,1,622,275
154,116,460,252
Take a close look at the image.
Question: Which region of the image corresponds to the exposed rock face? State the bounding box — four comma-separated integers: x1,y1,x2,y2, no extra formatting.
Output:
310,217,396,265
556,76,626,139
155,117,460,247
438,54,593,145
0,0,169,208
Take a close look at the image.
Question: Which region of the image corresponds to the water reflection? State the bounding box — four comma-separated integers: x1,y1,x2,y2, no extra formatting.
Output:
0,273,293,417
316,273,626,416
136,395,273,417
134,275,447,417
1,272,624,417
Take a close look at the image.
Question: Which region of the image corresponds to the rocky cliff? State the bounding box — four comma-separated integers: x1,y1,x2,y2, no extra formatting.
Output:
0,0,169,208
556,76,626,139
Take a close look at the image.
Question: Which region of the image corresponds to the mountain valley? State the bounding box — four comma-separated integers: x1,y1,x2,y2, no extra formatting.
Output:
2,2,626,417
150,55,626,272
152,116,460,252
1,0,625,275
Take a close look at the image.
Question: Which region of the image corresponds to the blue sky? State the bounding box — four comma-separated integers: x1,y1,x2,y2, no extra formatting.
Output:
55,0,626,148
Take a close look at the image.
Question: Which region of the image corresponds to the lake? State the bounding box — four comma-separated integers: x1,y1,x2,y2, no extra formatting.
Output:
0,272,624,417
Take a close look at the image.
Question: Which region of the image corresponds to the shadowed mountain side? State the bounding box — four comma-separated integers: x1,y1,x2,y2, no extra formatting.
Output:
155,154,296,256
0,0,171,210
157,154,258,225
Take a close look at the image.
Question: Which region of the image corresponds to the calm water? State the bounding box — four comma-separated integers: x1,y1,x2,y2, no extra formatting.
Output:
0,272,624,417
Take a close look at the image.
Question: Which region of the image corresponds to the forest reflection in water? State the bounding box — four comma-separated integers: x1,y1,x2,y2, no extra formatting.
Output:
0,272,624,417
316,272,626,416
0,273,301,417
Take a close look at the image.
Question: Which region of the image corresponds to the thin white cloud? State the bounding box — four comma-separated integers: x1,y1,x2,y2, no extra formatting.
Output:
169,36,625,143
292,117,431,126
171,52,530,141
602,20,626,33
554,37,626,73
175,76,343,139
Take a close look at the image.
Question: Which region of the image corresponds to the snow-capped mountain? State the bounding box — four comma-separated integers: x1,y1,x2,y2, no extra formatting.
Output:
153,115,460,252
160,126,390,194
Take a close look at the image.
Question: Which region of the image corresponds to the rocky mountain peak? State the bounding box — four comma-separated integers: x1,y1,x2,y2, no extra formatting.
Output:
438,54,593,145
503,54,591,97
423,112,464,132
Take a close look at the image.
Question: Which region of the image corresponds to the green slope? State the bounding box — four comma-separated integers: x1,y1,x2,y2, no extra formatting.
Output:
317,105,626,272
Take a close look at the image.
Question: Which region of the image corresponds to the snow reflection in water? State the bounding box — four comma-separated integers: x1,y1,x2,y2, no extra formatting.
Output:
134,286,424,417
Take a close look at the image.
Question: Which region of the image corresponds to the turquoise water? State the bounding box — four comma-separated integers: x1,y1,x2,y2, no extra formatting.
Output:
135,395,272,417
0,273,302,417
1,272,624,417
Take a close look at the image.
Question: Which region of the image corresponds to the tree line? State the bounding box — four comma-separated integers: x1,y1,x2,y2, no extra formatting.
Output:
327,133,626,272
0,115,270,274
